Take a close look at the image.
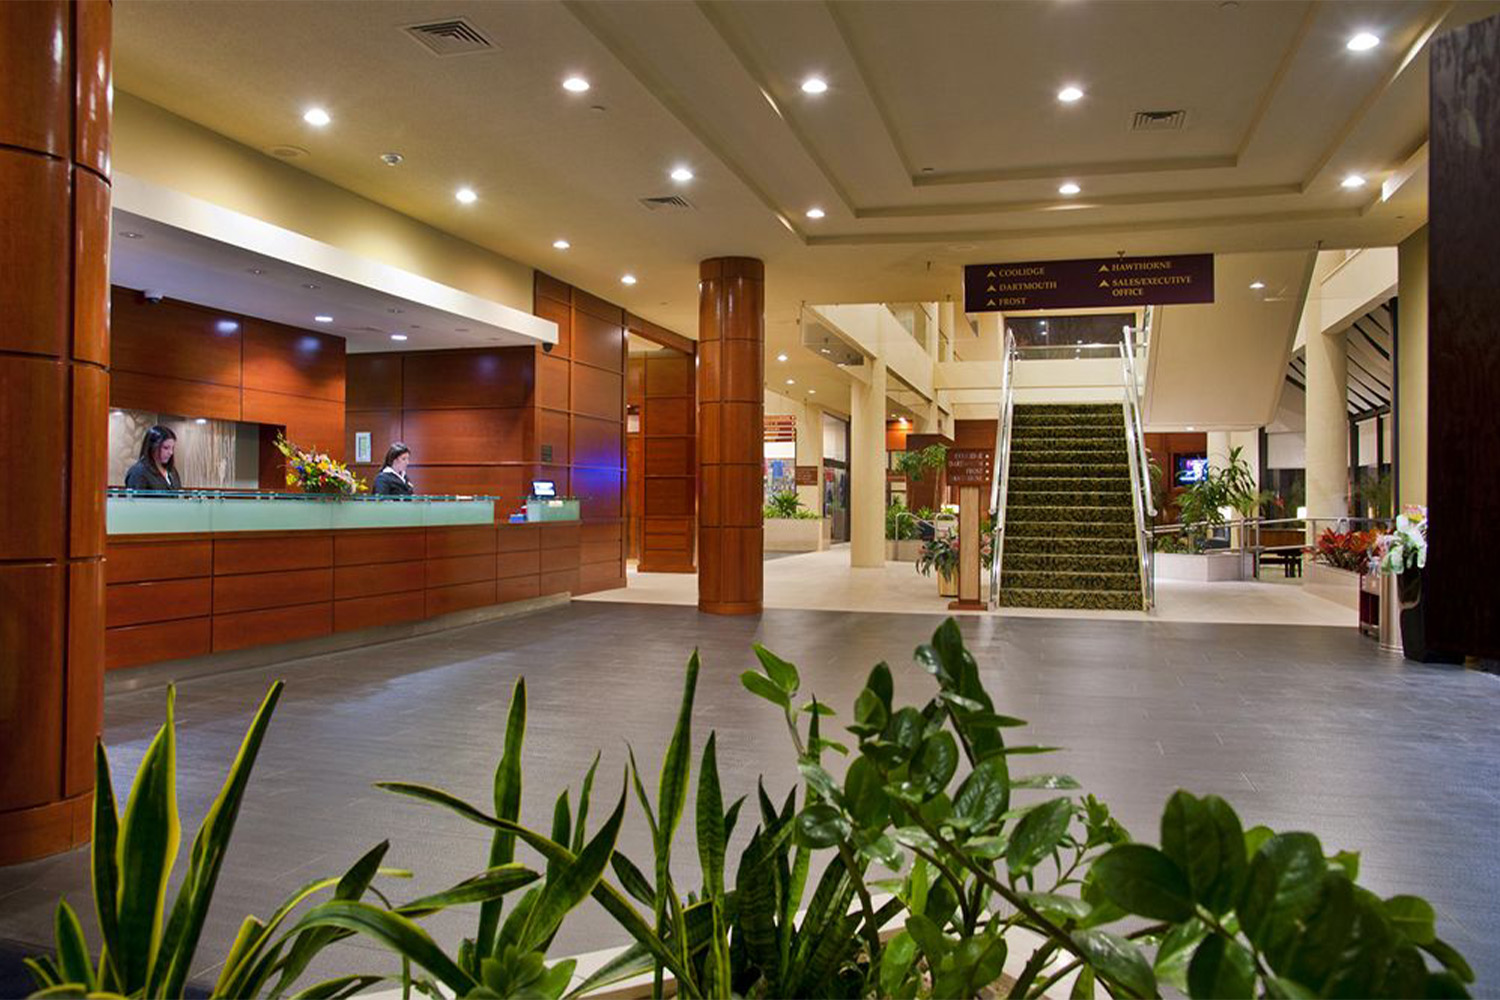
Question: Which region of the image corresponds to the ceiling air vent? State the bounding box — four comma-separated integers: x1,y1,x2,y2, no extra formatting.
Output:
639,195,695,211
1131,109,1187,132
404,19,494,56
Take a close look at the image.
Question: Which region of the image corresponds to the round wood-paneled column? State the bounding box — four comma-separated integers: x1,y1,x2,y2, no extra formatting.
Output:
0,0,111,865
697,258,764,615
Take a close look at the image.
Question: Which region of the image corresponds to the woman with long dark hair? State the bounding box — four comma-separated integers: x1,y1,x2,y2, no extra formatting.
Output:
373,442,415,496
124,424,181,490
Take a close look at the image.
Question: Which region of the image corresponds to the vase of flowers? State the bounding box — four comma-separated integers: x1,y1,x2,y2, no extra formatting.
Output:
1374,506,1455,663
916,533,960,597
274,434,367,496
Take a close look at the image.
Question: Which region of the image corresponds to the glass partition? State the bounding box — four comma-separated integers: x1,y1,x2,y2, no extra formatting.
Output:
106,490,496,535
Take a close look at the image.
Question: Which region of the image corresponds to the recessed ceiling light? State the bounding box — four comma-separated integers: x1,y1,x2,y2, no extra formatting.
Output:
801,76,828,95
118,231,142,239
1341,174,1366,189
621,274,637,285
1057,85,1084,103
777,353,788,362
314,315,333,324
670,166,694,182
1058,182,1081,195
563,76,591,93
806,207,825,219
1250,281,1266,290
247,268,266,276
302,107,331,127
1346,32,1380,52
302,283,320,290
548,239,569,251
455,187,478,204
786,379,795,385
1186,425,1196,431
380,152,404,166
808,389,816,394
390,333,408,341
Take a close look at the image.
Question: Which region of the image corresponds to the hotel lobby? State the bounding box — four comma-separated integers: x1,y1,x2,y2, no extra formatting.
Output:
2,1,1498,997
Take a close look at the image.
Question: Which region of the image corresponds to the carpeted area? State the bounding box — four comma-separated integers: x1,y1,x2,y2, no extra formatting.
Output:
1002,403,1145,610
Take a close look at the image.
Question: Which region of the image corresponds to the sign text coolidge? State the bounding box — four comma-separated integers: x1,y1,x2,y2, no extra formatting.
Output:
963,254,1214,312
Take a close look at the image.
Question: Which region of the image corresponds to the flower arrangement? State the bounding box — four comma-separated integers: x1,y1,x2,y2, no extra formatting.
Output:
915,526,995,577
1311,527,1379,572
274,433,367,495
1377,505,1428,575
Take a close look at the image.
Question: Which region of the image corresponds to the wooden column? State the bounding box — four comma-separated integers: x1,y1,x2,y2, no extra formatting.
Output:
0,0,111,863
1428,12,1500,659
949,486,984,610
697,258,763,615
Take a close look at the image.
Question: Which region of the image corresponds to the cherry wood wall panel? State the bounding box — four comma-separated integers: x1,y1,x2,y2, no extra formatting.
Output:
0,0,112,864
345,348,535,508
638,348,696,572
535,273,632,593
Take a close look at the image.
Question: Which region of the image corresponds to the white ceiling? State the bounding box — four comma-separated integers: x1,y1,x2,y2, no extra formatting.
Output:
111,0,1492,401
110,210,542,352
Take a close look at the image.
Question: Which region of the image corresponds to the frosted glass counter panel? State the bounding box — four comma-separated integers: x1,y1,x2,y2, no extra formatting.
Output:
107,496,494,534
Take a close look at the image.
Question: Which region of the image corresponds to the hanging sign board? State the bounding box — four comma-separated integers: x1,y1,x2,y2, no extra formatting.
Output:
946,448,993,487
964,254,1214,312
763,415,796,442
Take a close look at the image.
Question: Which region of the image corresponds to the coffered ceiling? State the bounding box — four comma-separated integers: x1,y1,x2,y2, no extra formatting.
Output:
113,0,1491,407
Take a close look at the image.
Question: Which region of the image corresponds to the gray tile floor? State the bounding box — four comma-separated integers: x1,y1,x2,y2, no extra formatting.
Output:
2,603,1497,991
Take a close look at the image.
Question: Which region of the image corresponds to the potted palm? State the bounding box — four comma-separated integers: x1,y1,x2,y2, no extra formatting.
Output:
763,490,826,552
1157,447,1262,582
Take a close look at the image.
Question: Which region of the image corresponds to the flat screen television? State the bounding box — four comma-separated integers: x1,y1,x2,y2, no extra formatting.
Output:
530,479,557,498
1175,454,1209,486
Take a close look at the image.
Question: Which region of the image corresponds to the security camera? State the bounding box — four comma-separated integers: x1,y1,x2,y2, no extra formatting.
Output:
142,289,165,304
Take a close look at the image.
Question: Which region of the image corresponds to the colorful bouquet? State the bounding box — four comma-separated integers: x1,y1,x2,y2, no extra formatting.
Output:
1311,527,1380,572
1376,505,1428,575
274,433,367,495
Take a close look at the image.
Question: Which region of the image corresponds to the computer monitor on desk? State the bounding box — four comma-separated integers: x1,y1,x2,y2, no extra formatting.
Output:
530,480,557,499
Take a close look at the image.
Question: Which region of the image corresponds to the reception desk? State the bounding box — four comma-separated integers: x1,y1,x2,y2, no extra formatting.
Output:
103,491,612,672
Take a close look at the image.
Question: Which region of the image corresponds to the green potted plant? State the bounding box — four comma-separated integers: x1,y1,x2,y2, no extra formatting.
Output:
763,490,824,553
915,531,960,596
895,443,948,483
885,500,924,562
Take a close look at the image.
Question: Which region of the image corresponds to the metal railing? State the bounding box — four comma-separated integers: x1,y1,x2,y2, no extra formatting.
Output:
987,330,1018,609
1119,326,1156,610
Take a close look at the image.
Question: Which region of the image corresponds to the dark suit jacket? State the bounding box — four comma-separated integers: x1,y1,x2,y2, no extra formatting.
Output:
373,470,415,496
124,459,181,491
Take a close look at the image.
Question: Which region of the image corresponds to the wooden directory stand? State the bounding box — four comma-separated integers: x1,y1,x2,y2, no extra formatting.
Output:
946,449,992,611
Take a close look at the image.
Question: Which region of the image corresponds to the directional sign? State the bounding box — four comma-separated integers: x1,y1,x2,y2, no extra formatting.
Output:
963,254,1214,312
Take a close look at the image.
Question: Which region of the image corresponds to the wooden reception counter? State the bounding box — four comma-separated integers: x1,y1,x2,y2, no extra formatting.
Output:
103,492,606,671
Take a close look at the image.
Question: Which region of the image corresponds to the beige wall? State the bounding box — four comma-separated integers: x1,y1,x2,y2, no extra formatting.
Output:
115,93,534,314
1397,227,1428,509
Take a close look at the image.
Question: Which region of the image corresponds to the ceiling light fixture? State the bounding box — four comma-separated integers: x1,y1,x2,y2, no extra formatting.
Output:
1058,182,1081,195
621,274,637,285
808,389,816,394
553,239,570,250
806,207,825,219
1057,85,1084,103
1250,281,1266,290
801,76,828,95
669,166,694,182
777,353,788,362
1341,174,1366,189
314,315,334,324
302,107,331,127
786,379,795,385
1346,32,1380,51
455,187,478,204
563,76,591,92
1186,425,1196,431
247,268,266,276
118,231,142,239
390,333,408,341
302,283,320,290
380,152,404,166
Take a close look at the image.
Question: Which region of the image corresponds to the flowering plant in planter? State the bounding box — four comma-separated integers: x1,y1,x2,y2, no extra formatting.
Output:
1311,527,1379,573
275,433,366,495
1377,505,1429,575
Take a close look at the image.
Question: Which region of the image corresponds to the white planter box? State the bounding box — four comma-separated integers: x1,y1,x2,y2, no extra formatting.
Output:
885,538,924,562
1155,551,1246,582
765,517,827,552
1304,561,1361,610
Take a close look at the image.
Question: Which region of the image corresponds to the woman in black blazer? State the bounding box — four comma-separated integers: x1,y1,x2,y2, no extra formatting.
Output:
373,443,416,496
124,425,183,491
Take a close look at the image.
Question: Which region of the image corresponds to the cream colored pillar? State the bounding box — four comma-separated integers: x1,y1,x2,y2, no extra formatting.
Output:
1397,226,1428,509
796,402,824,514
1305,327,1349,528
849,358,888,567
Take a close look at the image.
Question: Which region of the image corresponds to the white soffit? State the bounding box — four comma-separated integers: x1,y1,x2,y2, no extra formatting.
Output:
111,172,557,349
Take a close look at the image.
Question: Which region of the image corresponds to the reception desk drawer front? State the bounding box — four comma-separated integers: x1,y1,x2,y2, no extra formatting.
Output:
107,495,496,534
104,515,606,671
